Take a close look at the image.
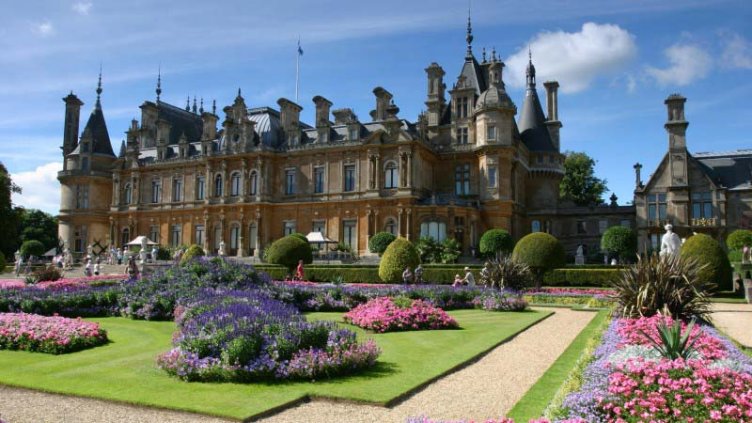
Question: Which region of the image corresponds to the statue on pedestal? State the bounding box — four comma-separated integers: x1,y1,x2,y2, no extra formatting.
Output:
139,237,148,264
660,224,682,258
218,240,226,256
87,244,93,259
575,245,585,265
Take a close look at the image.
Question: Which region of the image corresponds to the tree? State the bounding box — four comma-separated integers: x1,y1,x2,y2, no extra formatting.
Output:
379,238,420,283
368,232,396,256
559,151,608,206
0,162,21,258
479,229,514,259
601,226,637,263
726,229,752,252
16,209,58,253
512,232,566,289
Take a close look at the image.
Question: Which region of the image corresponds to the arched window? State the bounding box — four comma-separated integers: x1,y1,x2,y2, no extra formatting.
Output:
123,184,132,205
420,221,446,242
230,172,241,196
531,220,541,233
384,218,397,235
121,228,130,248
230,225,240,250
214,174,223,197
249,171,258,196
384,161,398,189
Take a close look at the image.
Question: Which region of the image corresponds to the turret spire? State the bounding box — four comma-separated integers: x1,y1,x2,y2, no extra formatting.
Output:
185,96,190,111
95,65,103,108
192,96,197,114
465,6,474,58
156,66,162,102
199,98,204,114
212,99,216,115
526,46,536,88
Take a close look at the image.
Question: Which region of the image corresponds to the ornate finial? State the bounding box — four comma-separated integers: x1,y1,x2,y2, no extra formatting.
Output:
492,47,497,61
185,96,190,111
156,66,162,102
482,47,486,63
212,99,216,115
95,64,102,105
199,98,204,114
528,45,532,62
237,87,242,98
465,6,473,57
192,96,197,114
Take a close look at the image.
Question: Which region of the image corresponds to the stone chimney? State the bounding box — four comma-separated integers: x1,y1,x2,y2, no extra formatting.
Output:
312,95,332,127
633,162,642,188
370,87,393,121
277,97,303,145
424,63,445,128
62,93,83,169
664,93,688,151
201,110,218,141
543,80,562,152
332,108,358,125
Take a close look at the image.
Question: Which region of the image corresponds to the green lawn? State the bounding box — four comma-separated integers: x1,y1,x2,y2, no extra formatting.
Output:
0,309,550,420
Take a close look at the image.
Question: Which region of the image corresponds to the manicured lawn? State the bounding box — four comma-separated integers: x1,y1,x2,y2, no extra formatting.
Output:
0,309,550,420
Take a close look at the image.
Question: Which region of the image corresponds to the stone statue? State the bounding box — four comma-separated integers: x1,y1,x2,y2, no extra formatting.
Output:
87,244,93,259
575,245,585,265
218,240,226,256
660,224,682,258
139,236,148,264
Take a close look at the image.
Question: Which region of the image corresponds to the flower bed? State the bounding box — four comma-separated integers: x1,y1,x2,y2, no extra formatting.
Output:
555,315,752,422
0,275,125,291
407,417,569,422
157,289,380,382
0,284,121,317
0,313,108,354
523,287,614,308
344,296,458,332
472,291,529,311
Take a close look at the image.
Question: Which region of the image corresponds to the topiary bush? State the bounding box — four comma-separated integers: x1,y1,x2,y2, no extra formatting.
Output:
180,244,205,265
601,226,637,263
726,229,752,253
680,233,732,291
512,232,566,289
379,238,420,283
368,232,396,256
20,240,45,259
290,232,308,243
479,229,514,259
265,236,313,270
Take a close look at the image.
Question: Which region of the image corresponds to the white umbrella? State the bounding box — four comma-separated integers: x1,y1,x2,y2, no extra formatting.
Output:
126,236,158,246
305,231,336,244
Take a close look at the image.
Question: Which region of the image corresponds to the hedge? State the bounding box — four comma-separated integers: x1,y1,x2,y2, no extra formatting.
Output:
252,264,484,285
542,268,625,287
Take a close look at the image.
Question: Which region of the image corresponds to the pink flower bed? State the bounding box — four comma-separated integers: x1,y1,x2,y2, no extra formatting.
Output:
616,314,726,360
0,275,125,291
343,297,458,333
0,313,108,354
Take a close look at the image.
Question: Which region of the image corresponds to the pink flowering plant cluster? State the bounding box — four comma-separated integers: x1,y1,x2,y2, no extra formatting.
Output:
558,315,752,422
406,417,586,423
0,275,124,291
0,312,108,354
343,296,458,333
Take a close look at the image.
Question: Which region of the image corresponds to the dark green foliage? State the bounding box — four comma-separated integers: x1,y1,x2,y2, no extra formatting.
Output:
726,229,752,252
156,246,172,260
680,233,732,291
612,254,713,320
30,266,63,283
512,233,566,288
379,238,420,283
0,251,5,272
290,233,308,243
254,264,484,284
543,268,624,287
479,229,514,258
640,319,697,360
481,258,532,290
368,232,396,256
0,162,21,258
180,245,205,265
559,151,608,206
415,237,440,263
20,240,45,259
600,226,637,262
265,236,313,270
439,238,462,263
16,209,58,253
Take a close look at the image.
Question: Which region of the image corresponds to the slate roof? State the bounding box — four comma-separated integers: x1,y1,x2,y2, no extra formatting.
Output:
517,66,555,152
694,150,752,191
457,56,487,96
80,100,115,156
156,101,203,145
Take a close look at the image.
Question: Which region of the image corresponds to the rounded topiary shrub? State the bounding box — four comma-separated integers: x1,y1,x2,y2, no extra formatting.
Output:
379,238,420,283
369,232,396,256
479,229,514,258
20,240,46,259
180,244,205,265
512,232,565,288
266,236,313,270
726,229,752,252
601,226,637,263
290,232,308,243
680,233,732,291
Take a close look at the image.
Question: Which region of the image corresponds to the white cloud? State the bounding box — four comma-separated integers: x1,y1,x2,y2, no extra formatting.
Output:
626,74,637,93
72,1,93,15
32,20,54,37
721,33,752,70
645,43,712,86
11,162,62,214
505,22,637,94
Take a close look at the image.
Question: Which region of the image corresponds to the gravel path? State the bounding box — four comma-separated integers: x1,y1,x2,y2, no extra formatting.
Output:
711,302,752,348
0,308,594,423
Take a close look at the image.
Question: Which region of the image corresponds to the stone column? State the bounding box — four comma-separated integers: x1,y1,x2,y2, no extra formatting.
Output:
221,160,228,201
237,215,246,257
374,155,381,190
205,165,212,200
406,153,413,187
112,177,120,206
368,155,375,189
397,208,404,238
202,214,209,252
406,208,412,241
240,160,247,200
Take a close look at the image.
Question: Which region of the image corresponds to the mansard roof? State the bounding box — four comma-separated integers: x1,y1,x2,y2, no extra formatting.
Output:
155,100,203,145
456,55,487,96
694,150,752,191
79,102,115,156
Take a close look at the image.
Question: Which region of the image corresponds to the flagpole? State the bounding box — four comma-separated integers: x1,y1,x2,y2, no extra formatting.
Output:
295,37,301,104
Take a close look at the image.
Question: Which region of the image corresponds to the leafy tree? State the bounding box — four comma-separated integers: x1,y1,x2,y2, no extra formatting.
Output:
368,232,396,256
16,208,58,253
559,151,608,206
439,238,462,263
0,162,21,258
20,240,45,259
479,229,514,259
726,229,752,252
601,226,637,263
415,237,441,263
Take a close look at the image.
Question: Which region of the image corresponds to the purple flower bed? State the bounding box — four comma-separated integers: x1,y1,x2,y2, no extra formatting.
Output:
0,312,108,354
157,289,380,382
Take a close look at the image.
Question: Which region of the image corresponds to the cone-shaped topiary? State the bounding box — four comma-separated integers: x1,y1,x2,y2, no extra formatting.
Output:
479,228,514,259
512,232,565,289
266,235,313,270
680,233,732,291
601,226,637,263
368,232,396,256
180,244,205,265
379,237,420,283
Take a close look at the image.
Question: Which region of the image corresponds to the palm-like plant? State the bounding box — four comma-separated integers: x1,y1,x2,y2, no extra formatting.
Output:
639,318,698,360
481,257,532,290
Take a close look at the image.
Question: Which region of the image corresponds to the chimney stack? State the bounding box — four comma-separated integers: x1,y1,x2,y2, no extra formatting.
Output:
312,95,332,127
633,162,642,188
277,97,303,145
370,87,393,121
543,80,562,151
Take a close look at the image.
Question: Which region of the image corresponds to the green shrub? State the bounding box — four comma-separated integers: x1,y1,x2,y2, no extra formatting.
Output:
156,246,171,260
479,229,514,259
543,268,624,287
726,229,752,252
600,226,637,263
180,244,205,265
30,265,63,283
415,237,440,263
290,232,308,243
482,257,532,290
680,233,732,291
20,240,45,259
439,238,462,264
379,238,420,283
0,252,5,273
266,236,313,270
368,232,396,256
512,233,566,289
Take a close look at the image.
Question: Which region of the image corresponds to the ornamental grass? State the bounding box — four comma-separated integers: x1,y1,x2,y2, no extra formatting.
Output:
0,312,108,354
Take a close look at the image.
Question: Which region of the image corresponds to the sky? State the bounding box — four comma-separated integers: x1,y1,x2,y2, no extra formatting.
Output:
2,0,751,215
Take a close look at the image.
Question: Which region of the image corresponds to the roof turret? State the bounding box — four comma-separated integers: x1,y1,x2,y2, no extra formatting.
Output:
518,53,556,152
79,70,115,157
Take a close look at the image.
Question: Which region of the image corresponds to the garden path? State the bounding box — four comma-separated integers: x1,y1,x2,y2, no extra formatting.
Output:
711,302,752,348
258,307,595,423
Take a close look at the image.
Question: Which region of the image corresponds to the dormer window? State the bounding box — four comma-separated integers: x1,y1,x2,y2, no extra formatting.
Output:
349,127,359,141
486,125,496,141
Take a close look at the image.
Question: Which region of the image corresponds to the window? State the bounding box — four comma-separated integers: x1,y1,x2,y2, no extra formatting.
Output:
214,174,223,197
531,220,541,233
230,172,241,196
76,184,89,209
456,97,469,119
213,227,222,251
456,127,468,144
343,220,357,248
384,162,398,189
384,218,397,235
312,220,326,235
172,178,183,202
196,176,205,200
284,221,296,236
230,225,240,250
149,225,160,244
691,192,713,219
123,183,132,205
248,224,257,253
349,127,359,141
420,221,447,242
313,167,325,193
487,166,497,188
577,220,587,234
151,179,161,203
171,224,182,247
598,219,608,234
650,233,660,251
120,228,129,249
486,125,496,141
455,164,471,195
194,225,204,246
344,164,356,192
647,193,667,221
81,157,89,171
249,171,258,196
285,169,296,195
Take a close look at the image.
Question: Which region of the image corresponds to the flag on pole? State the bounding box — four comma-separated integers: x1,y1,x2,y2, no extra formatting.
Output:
297,38,303,56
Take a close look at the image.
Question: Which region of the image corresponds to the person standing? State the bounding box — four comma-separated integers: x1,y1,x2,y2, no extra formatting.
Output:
462,266,476,287
414,264,424,284
295,260,305,281
402,266,413,285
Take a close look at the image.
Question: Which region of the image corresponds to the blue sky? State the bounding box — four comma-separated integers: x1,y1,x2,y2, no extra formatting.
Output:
3,0,751,214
